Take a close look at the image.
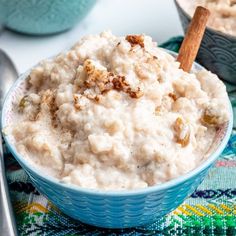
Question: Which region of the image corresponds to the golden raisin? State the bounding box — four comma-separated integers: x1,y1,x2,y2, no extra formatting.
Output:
201,113,219,126
173,117,190,147
18,95,29,111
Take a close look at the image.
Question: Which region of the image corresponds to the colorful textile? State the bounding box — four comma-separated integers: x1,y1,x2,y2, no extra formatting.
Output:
4,37,236,235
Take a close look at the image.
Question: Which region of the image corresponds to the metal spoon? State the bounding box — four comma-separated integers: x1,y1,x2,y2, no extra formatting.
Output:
0,49,18,236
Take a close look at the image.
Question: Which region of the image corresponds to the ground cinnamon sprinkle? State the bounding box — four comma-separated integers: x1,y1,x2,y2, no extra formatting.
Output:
125,35,144,48
111,76,143,99
49,96,58,127
112,75,129,91
94,95,101,103
73,94,81,110
81,59,144,100
168,93,177,101
127,87,143,99
84,59,109,90
41,90,58,127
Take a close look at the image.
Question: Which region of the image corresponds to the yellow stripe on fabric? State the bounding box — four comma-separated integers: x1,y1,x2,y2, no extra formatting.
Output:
184,204,204,216
220,204,232,212
29,203,49,213
233,205,236,214
176,206,192,216
196,204,213,215
208,204,224,215
173,203,235,217
16,202,49,214
173,209,181,215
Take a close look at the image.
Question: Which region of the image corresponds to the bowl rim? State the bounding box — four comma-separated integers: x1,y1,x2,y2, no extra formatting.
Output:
1,50,233,197
174,0,236,41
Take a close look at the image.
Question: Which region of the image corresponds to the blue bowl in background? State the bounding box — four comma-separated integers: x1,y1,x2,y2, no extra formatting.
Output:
1,51,233,228
0,0,96,35
175,0,236,84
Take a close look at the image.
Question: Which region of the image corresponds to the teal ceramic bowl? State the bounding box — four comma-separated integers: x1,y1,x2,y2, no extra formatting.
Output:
175,0,236,84
0,0,96,35
1,51,233,228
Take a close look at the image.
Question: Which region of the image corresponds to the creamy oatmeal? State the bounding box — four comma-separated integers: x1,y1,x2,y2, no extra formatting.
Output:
9,32,229,190
178,0,236,36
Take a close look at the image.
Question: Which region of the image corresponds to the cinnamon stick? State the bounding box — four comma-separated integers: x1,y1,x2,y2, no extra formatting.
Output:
177,6,210,72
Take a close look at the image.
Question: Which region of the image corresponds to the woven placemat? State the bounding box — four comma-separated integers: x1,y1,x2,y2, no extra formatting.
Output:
5,37,236,236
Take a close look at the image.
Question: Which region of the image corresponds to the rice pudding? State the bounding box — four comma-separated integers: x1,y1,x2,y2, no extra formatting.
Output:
8,32,230,190
178,0,236,36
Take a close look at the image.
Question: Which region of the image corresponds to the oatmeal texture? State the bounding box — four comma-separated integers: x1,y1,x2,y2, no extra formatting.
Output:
178,0,236,36
10,32,229,190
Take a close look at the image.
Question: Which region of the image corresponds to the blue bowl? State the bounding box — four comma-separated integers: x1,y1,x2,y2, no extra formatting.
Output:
1,51,233,228
175,0,236,84
0,0,96,35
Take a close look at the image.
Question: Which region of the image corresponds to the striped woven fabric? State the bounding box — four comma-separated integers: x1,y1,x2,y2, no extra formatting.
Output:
5,37,236,235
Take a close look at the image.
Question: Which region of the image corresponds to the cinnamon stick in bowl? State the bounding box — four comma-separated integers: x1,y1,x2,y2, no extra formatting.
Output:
177,6,210,72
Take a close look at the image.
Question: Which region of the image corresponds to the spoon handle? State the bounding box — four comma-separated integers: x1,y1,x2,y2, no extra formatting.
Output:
0,135,18,236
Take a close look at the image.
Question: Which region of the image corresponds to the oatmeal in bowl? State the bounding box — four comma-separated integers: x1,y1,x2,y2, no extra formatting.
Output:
1,32,232,228
4,32,230,190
